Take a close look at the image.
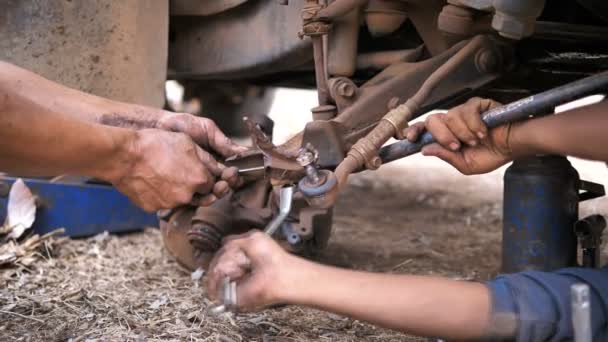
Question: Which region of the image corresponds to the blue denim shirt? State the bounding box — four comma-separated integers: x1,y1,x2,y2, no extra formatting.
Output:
487,266,608,341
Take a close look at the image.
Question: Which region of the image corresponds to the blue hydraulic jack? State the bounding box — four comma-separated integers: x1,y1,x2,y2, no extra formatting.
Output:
0,177,157,237
502,155,605,272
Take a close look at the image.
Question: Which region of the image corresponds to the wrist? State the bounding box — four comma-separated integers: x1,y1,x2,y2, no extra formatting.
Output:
91,127,140,184
275,255,324,305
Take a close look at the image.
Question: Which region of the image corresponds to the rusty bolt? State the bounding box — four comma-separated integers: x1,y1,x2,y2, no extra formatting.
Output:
476,49,499,74
366,156,382,170
387,97,400,110
337,82,355,98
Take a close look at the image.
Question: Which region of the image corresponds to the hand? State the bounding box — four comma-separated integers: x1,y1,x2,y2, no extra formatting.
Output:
109,129,234,212
206,231,297,312
406,97,513,175
156,113,248,158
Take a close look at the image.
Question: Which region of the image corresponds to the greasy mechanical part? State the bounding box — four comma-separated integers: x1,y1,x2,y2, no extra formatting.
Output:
169,1,311,80
449,0,546,40
364,0,408,37
189,196,233,252
160,206,211,270
332,35,508,194
355,47,424,70
380,70,608,163
574,215,606,268
438,3,493,38
295,144,339,209
328,77,359,112
170,0,248,16
273,34,511,185
311,105,338,121
571,284,592,342
301,120,347,168
327,4,362,77
0,0,168,107
160,180,272,270
301,0,332,106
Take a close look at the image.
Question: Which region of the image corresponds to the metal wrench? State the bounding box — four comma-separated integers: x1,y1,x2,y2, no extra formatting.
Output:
208,186,294,316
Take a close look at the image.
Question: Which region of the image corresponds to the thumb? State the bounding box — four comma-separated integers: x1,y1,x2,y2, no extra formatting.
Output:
421,143,469,174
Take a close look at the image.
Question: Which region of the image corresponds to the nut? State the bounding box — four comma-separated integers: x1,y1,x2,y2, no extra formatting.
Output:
337,82,355,98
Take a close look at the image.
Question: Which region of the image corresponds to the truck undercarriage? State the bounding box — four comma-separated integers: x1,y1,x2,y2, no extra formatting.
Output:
161,0,608,269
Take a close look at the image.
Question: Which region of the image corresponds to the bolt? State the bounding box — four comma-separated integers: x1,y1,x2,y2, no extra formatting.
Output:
297,148,322,185
337,82,355,98
476,49,499,74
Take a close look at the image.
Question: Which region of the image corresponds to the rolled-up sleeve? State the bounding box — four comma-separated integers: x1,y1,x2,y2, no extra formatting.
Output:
486,266,608,341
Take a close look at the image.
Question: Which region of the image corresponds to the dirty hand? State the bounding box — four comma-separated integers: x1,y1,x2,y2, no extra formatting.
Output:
156,113,248,158
109,129,234,212
406,97,512,175
206,231,297,312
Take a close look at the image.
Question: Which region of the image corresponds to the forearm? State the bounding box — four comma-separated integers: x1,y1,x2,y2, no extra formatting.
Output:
283,256,491,340
0,86,135,180
510,101,608,161
0,61,165,129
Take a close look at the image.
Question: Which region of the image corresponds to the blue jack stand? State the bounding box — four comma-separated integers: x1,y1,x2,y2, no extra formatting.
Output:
0,177,158,237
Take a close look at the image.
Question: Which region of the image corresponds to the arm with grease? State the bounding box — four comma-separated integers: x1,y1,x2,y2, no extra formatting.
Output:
0,61,245,158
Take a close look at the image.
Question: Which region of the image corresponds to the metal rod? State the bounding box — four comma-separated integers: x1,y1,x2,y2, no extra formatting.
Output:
379,71,608,164
313,36,330,105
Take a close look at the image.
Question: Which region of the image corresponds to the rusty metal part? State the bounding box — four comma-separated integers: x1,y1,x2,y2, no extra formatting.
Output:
327,5,362,77
438,3,493,38
189,196,233,252
272,35,511,188
356,47,424,70
160,180,272,270
314,0,368,21
160,206,212,270
335,36,505,186
300,0,332,106
170,0,248,16
364,0,408,37
169,1,311,80
1,0,168,107
328,77,359,111
311,105,338,121
301,120,347,168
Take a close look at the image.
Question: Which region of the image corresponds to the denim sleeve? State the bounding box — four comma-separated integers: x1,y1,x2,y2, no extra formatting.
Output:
486,266,608,341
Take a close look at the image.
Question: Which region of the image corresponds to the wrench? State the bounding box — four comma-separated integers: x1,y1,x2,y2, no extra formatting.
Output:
208,186,294,316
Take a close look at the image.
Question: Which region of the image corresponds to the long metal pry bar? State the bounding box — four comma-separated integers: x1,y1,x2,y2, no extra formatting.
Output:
208,186,294,316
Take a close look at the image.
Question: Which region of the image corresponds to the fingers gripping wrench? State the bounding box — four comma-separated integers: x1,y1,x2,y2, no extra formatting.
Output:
208,186,294,315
